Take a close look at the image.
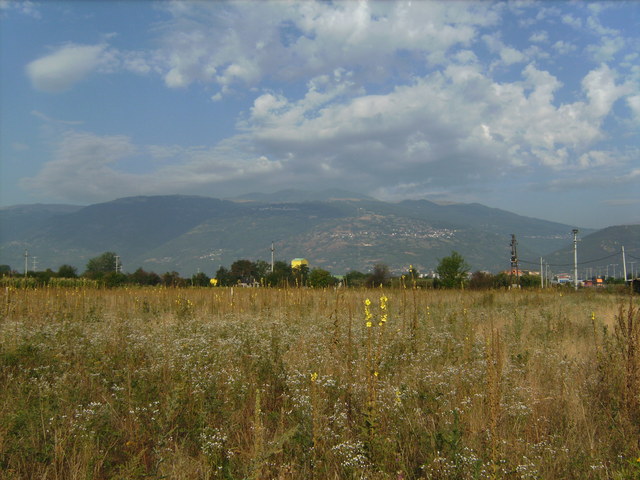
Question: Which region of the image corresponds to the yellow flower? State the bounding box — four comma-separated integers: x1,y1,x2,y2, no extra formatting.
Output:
380,295,388,309
365,298,371,306
366,321,372,328
310,372,318,383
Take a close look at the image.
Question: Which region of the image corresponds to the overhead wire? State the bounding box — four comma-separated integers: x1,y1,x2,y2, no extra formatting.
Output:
519,251,621,267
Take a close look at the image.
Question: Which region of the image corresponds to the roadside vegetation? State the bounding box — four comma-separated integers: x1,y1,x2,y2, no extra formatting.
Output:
1,284,638,479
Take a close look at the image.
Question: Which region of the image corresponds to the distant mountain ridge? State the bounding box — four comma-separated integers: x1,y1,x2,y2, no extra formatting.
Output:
2,190,634,276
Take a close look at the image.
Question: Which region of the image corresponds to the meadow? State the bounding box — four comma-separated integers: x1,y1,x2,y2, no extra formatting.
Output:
1,285,638,479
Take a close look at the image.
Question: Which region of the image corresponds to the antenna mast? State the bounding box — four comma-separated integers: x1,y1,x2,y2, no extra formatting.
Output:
572,229,579,291
510,234,519,287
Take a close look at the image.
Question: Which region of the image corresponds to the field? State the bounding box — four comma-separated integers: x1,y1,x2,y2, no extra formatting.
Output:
1,286,639,479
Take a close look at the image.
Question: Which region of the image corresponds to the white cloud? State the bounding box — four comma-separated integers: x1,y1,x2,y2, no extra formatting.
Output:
628,95,640,123
552,40,577,55
21,130,283,203
15,1,640,215
529,31,548,43
26,44,109,92
0,0,40,18
587,35,625,62
581,64,630,119
152,1,500,93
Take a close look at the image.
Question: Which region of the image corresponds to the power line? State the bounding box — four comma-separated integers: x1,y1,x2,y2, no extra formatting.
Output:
520,251,620,267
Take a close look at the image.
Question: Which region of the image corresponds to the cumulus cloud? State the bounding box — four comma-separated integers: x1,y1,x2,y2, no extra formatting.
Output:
26,44,110,92
18,1,639,212
20,130,283,203
152,1,499,93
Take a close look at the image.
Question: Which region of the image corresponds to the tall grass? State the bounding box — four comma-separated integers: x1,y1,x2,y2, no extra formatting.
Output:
1,285,638,479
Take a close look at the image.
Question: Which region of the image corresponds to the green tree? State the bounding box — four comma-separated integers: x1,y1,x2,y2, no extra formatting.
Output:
0,265,12,276
469,271,494,290
308,268,336,288
129,268,161,286
57,264,78,278
435,251,470,289
292,263,309,286
103,271,127,287
162,271,185,287
366,263,390,287
191,271,210,286
519,274,541,288
230,259,257,284
265,261,292,287
344,270,367,287
215,266,233,286
254,260,271,281
85,252,119,279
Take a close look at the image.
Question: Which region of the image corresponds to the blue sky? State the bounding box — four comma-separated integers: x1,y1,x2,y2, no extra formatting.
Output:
1,0,638,229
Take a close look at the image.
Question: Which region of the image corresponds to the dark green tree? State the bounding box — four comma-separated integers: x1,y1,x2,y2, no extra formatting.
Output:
162,271,185,287
519,274,541,288
292,263,309,286
215,266,233,286
344,270,367,287
129,268,161,286
366,263,390,287
0,265,12,276
33,269,56,284
265,261,292,286
493,272,510,289
254,260,271,281
57,264,78,278
191,271,210,286
85,252,118,279
469,271,494,290
103,271,127,287
435,251,470,289
230,259,257,284
308,268,336,288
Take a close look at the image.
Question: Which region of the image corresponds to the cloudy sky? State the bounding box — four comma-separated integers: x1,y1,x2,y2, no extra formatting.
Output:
1,0,638,228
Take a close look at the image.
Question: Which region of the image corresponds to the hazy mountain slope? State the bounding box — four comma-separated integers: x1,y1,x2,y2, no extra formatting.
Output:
543,225,640,277
0,204,82,242
0,193,627,276
397,199,590,255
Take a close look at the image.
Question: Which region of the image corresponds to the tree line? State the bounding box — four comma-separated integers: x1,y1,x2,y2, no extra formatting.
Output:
0,250,559,289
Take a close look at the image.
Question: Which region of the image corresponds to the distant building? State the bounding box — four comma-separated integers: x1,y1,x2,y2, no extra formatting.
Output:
291,258,309,269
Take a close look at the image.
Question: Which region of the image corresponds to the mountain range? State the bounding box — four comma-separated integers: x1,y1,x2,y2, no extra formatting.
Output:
1,190,637,277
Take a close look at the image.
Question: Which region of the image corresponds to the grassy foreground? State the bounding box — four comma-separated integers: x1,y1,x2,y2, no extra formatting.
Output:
1,286,639,479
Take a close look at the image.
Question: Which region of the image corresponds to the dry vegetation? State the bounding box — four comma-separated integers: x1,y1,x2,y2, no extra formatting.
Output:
1,286,639,479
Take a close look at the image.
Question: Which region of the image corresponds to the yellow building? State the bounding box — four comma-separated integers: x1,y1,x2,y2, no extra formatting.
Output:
291,258,309,269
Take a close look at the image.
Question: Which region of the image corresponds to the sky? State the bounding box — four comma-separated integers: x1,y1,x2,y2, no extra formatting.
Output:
0,0,638,229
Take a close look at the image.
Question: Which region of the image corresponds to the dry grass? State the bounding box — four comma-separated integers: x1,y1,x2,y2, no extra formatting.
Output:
0,286,639,479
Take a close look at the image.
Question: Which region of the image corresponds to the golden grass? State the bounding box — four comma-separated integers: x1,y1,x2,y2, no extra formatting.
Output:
0,286,638,479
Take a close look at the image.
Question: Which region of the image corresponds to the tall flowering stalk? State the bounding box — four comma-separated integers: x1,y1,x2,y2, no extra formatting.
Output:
364,295,390,460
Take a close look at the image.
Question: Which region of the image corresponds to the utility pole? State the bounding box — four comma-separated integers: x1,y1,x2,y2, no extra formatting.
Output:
271,241,275,273
510,234,519,287
115,255,120,273
572,229,579,291
622,246,627,282
24,249,28,276
32,256,37,272
540,257,544,288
